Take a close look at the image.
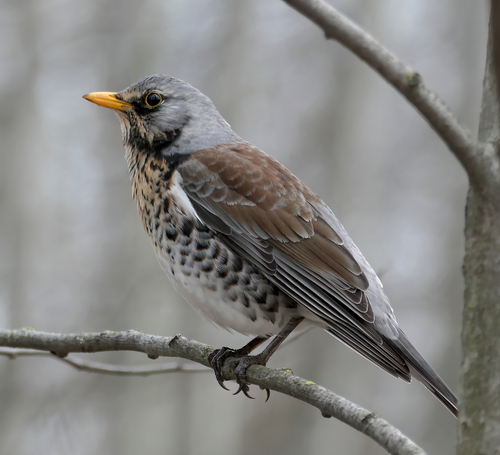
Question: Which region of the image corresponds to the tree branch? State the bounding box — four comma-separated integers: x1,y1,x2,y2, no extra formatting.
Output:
281,0,500,201
0,328,425,455
0,348,211,376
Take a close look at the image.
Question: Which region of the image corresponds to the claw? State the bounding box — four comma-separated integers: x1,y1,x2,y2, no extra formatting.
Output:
215,373,230,391
232,355,272,401
208,348,230,391
233,381,254,399
260,386,271,402
242,388,255,399
207,319,303,401
208,346,268,399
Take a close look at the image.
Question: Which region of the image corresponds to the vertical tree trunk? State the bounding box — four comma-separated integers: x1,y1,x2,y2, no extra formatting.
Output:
459,10,500,453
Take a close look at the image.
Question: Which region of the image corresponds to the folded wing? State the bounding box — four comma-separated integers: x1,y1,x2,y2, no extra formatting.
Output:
179,143,411,380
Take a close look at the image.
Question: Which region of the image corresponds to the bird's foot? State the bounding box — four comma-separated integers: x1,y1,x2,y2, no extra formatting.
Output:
232,353,271,401
208,347,271,400
207,346,234,391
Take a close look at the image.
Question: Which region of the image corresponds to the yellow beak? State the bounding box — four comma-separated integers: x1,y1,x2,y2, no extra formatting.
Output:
83,91,133,112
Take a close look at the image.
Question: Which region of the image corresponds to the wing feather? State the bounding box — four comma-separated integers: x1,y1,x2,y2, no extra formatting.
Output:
178,143,410,378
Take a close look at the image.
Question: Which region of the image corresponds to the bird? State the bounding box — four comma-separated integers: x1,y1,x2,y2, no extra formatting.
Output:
83,74,458,417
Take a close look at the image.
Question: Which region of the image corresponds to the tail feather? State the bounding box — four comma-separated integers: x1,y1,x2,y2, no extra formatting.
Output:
390,329,458,417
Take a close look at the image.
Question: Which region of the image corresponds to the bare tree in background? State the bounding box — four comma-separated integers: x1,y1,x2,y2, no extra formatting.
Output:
0,1,493,454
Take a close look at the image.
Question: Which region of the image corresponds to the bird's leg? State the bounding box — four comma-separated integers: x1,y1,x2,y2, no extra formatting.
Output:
208,336,268,391
210,316,304,399
233,316,304,399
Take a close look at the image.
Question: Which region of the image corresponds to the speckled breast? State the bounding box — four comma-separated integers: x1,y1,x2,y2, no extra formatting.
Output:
128,153,297,336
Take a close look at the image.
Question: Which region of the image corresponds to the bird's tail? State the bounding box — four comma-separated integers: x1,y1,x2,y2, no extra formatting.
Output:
391,329,458,417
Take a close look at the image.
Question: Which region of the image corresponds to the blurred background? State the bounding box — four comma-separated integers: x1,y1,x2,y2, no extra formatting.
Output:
0,1,487,454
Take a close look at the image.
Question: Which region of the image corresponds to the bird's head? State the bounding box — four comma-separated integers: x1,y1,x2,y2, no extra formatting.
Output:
84,74,241,159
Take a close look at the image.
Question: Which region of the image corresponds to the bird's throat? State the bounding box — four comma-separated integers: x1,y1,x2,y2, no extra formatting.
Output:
127,127,183,157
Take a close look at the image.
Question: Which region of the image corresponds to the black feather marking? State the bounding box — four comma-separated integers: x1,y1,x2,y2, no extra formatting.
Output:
180,219,194,237
200,261,215,273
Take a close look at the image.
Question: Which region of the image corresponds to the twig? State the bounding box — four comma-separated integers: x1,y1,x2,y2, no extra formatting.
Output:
0,328,425,455
0,347,211,376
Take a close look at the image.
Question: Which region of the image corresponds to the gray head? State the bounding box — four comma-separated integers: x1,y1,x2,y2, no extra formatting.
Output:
84,74,242,158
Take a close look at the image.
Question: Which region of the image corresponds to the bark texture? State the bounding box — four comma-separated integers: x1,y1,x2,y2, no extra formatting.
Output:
459,12,500,454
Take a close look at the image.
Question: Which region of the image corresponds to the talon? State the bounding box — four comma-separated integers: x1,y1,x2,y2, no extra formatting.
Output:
215,374,230,391
242,389,254,399
208,347,231,391
259,386,271,402
207,336,279,399
234,381,254,399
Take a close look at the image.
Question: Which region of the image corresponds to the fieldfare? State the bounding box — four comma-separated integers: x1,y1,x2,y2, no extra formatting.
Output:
84,75,457,416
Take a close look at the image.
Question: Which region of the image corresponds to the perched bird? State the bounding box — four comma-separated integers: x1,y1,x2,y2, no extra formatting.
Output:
84,74,457,416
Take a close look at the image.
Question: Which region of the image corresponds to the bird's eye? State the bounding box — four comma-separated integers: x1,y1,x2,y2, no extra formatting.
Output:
145,91,163,108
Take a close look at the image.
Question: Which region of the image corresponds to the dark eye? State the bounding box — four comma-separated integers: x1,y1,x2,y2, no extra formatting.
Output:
145,91,162,108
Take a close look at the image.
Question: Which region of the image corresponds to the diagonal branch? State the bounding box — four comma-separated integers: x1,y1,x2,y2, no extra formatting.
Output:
0,328,425,455
282,0,500,199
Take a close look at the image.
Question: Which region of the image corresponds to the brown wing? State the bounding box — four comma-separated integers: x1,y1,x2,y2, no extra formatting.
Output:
180,144,373,314
178,143,410,378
